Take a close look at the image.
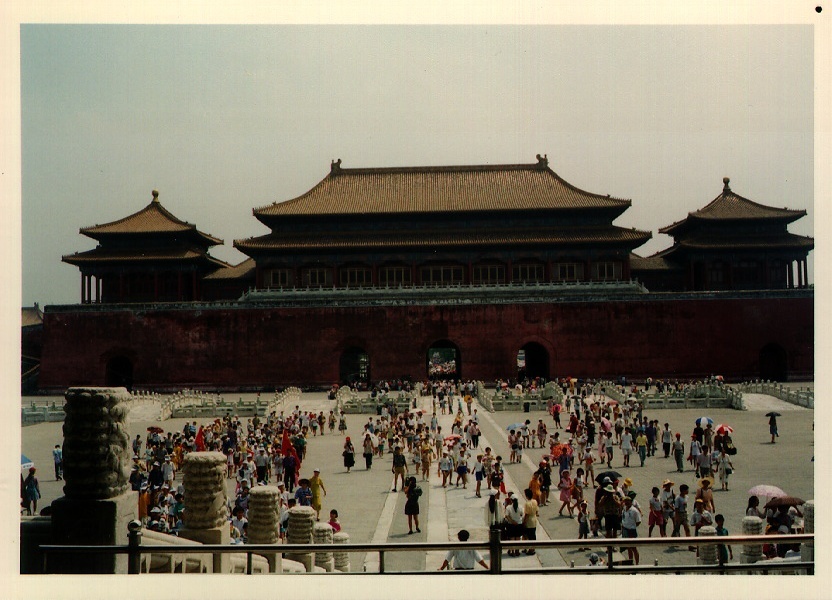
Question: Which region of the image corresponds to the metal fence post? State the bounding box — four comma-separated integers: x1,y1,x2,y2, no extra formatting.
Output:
606,544,614,570
127,520,143,574
489,526,502,574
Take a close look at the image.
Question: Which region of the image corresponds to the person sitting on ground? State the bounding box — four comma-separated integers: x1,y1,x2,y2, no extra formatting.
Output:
438,529,489,571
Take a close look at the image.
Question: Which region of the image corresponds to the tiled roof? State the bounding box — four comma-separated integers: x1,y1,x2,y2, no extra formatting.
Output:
660,178,807,234
22,306,43,328
80,191,223,245
235,226,651,252
254,157,631,217
203,258,256,280
628,253,681,271
62,247,228,266
675,233,814,251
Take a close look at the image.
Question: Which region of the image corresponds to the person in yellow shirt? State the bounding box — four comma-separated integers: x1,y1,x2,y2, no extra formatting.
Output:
636,429,649,467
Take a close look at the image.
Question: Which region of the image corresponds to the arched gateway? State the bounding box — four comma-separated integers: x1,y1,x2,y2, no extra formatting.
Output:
427,340,461,380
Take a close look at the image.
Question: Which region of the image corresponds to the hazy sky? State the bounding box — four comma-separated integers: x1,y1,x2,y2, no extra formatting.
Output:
21,24,814,306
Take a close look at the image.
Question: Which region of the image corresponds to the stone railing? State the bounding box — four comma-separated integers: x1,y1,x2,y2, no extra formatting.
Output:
266,387,302,416
601,381,739,410
735,381,813,409
339,390,415,414
158,390,275,420
21,401,66,426
475,382,493,412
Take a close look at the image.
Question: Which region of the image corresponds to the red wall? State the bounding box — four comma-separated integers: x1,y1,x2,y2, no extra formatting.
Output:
38,295,813,390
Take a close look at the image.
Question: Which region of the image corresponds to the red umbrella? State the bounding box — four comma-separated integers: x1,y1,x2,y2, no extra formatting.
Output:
600,418,612,431
606,400,619,406
444,434,461,442
716,424,734,435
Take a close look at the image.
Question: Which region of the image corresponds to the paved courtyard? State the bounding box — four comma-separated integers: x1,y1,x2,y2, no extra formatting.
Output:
21,386,813,573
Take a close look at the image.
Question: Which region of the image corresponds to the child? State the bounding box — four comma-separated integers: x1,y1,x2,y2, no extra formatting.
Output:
648,486,665,537
328,509,342,532
714,513,733,565
577,500,590,549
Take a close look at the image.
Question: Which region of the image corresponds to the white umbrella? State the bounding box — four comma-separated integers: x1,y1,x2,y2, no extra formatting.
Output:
748,484,786,498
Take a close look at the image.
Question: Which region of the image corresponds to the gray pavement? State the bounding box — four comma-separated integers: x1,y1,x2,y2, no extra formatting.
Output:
21,388,813,572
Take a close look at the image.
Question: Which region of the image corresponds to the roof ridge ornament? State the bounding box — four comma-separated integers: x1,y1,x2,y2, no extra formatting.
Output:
331,159,342,175
535,154,548,168
722,177,731,193
152,190,160,203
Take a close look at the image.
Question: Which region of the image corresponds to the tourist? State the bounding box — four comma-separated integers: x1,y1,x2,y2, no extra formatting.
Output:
621,496,642,565
338,412,347,435
690,498,713,556
769,413,779,443
522,488,540,555
473,455,485,497
343,437,355,473
391,445,408,491
648,486,665,537
456,448,469,489
673,484,694,549
52,444,63,481
714,514,733,565
309,468,327,520
328,411,336,433
327,509,341,533
661,423,673,458
23,467,41,515
539,460,552,505
253,448,268,484
620,426,633,467
636,428,648,466
695,477,716,513
577,500,591,549
404,476,422,534
603,431,614,468
283,452,297,492
672,433,685,472
587,552,605,567
362,433,375,470
438,530,489,571
503,493,523,556
557,470,574,517
596,482,623,539
294,478,312,507
746,496,765,519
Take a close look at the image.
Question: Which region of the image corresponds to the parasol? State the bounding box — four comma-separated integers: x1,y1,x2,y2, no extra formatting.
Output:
715,424,734,435
606,400,619,406
695,417,713,427
600,417,612,431
764,496,804,510
748,484,786,498
506,423,525,431
765,412,782,418
147,426,164,433
444,434,461,442
21,454,34,471
595,470,623,484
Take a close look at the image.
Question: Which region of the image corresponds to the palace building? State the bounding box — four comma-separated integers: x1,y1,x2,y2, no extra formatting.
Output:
38,157,813,390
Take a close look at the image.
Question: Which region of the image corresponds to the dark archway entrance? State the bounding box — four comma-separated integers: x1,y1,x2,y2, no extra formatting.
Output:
106,356,133,390
427,340,460,380
518,342,549,381
759,343,788,382
340,347,370,386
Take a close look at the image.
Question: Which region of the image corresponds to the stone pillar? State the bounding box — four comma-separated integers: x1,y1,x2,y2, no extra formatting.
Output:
179,452,230,573
333,531,351,572
697,525,718,564
313,522,335,572
51,387,137,573
801,500,814,563
285,506,316,572
247,486,282,573
740,516,764,564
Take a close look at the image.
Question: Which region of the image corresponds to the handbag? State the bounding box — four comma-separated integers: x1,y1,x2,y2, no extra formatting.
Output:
725,467,733,475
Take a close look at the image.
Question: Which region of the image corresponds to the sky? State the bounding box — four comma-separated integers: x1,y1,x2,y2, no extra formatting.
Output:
20,24,815,306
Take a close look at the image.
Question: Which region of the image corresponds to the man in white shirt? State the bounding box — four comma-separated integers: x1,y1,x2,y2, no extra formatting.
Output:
438,530,489,571
621,496,642,564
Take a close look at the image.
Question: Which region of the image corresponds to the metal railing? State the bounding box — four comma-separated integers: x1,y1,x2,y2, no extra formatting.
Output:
39,525,813,575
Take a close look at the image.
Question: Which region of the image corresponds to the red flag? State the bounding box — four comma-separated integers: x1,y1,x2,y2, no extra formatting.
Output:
195,426,205,451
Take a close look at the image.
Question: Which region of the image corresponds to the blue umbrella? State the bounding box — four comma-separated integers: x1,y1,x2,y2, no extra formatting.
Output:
21,454,34,471
506,423,525,431
695,417,713,427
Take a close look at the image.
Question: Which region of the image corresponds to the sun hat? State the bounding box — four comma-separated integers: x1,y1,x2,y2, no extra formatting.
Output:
603,484,615,493
623,478,633,487
313,468,320,472
589,553,600,562
662,479,674,486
